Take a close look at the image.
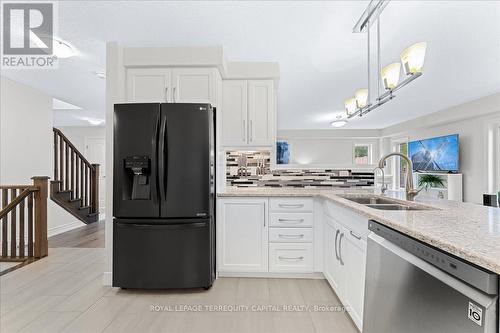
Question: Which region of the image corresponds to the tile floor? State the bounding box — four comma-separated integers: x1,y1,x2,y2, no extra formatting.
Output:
0,247,358,333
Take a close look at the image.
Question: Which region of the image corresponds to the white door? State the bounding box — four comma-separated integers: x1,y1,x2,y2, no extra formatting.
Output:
126,68,171,102
218,198,268,272
171,68,216,105
221,80,248,146
85,137,106,215
324,216,343,294
248,80,274,146
344,231,366,330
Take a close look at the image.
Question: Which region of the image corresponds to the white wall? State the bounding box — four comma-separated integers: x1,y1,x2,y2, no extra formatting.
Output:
57,126,105,154
0,76,83,235
277,129,380,170
383,93,500,204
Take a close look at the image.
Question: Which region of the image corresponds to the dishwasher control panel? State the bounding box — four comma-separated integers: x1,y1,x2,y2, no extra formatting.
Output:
368,220,498,295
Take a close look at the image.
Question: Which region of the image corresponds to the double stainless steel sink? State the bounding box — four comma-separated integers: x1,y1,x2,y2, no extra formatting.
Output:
339,195,434,211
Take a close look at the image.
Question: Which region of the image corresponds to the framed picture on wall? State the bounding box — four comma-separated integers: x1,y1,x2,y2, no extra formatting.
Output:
276,141,290,164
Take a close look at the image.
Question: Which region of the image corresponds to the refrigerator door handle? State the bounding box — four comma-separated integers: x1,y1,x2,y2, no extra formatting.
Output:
123,222,208,230
158,115,167,203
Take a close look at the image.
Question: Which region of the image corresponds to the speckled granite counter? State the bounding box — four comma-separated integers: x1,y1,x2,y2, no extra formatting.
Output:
218,187,500,275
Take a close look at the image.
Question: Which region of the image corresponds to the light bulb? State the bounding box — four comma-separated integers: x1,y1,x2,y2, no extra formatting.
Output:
381,63,401,90
345,97,357,116
354,89,369,108
400,42,427,75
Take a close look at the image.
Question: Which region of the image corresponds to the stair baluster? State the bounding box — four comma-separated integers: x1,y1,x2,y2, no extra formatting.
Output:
51,128,100,224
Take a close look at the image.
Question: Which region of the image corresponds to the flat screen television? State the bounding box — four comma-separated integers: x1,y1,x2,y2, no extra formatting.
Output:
408,134,459,172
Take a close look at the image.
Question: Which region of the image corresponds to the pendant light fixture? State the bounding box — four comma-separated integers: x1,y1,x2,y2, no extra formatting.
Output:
380,63,401,90
401,42,427,75
344,0,427,120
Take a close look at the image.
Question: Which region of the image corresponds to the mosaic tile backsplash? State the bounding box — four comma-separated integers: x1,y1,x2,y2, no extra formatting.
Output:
226,151,375,188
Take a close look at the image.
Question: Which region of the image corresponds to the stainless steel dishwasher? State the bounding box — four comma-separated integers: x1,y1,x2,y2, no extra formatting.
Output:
363,221,499,333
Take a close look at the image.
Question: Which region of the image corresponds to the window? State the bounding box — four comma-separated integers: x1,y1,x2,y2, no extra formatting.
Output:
399,142,408,188
354,144,372,165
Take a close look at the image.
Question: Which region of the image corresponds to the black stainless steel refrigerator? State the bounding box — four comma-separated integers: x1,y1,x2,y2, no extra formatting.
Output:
113,103,215,289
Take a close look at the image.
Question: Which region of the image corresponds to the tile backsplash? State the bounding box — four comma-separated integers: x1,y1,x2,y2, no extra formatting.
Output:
226,151,374,188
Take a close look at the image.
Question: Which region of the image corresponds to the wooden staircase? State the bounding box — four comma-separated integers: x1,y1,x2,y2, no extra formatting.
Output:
51,128,100,224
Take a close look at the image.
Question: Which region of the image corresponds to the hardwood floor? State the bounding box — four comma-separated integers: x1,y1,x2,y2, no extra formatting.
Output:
0,247,358,333
48,220,105,248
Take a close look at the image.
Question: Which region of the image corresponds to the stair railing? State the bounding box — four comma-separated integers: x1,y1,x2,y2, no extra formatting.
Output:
0,177,49,260
53,128,100,214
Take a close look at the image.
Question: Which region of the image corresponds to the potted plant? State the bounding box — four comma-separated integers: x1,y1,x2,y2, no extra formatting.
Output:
418,174,445,191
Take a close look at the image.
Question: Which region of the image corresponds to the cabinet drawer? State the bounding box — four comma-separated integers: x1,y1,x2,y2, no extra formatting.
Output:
269,213,313,227
323,201,369,240
269,243,313,272
269,198,313,212
269,228,313,243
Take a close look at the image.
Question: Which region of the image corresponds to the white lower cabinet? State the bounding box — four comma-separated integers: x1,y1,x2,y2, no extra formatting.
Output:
217,198,268,272
218,196,367,331
322,203,367,331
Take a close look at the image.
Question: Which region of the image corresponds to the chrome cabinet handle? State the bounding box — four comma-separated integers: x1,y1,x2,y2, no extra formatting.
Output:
165,87,169,103
338,232,345,266
249,120,253,142
173,87,176,103
278,234,304,239
334,229,340,260
278,256,304,261
278,204,304,209
350,230,362,240
242,120,246,142
277,218,304,224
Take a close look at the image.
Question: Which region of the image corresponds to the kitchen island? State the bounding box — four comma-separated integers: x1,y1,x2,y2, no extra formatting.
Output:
218,187,500,275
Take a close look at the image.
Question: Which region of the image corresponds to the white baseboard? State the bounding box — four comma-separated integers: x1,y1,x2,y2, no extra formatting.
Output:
102,271,112,286
48,221,84,237
217,271,325,279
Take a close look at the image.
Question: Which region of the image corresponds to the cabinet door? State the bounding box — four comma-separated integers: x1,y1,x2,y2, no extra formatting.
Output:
344,231,366,330
221,80,248,146
326,216,345,298
126,68,170,102
248,80,274,146
218,199,268,272
171,68,216,105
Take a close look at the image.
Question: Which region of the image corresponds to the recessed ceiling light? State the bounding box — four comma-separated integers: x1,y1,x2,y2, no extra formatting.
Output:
94,71,106,79
85,118,105,126
330,115,348,128
53,38,76,58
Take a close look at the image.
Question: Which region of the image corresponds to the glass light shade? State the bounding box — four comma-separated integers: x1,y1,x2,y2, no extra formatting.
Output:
344,97,357,116
400,42,427,75
354,89,369,108
381,63,401,90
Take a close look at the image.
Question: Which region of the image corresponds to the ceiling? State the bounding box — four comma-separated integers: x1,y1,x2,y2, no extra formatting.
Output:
2,1,500,129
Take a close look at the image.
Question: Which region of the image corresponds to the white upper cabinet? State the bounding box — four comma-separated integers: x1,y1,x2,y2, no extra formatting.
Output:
171,68,217,105
217,198,268,272
221,79,275,147
221,80,248,146
126,67,218,106
248,80,274,146
126,68,170,103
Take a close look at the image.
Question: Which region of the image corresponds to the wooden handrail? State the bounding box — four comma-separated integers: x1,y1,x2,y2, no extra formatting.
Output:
0,176,49,261
0,189,35,220
53,128,95,169
53,128,100,215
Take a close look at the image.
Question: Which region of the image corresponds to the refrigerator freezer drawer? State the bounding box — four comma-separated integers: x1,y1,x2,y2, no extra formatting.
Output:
113,219,214,289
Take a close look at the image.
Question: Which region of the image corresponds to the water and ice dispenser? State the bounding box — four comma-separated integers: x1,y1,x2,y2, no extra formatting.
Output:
123,155,150,200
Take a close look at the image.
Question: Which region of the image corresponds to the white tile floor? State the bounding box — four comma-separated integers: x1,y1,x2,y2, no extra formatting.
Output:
0,248,358,333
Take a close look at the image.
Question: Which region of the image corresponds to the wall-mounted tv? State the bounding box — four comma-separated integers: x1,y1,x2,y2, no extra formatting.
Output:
408,134,459,172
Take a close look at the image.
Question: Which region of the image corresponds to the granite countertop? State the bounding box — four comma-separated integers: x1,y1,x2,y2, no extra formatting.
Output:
218,187,500,275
